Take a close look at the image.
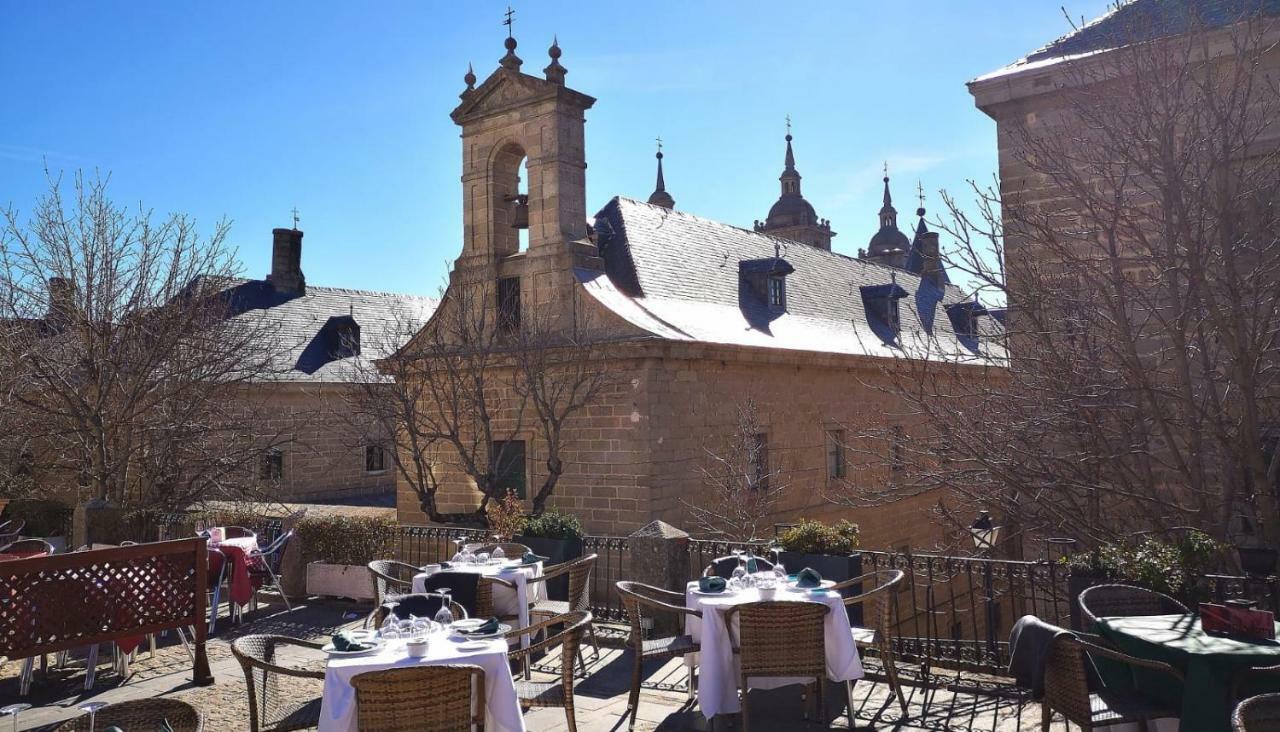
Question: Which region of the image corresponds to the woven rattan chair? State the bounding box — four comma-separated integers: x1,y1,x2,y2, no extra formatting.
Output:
1235,692,1280,731
703,554,775,578
504,610,593,732
0,537,54,555
1078,584,1190,628
53,698,204,731
528,554,600,664
351,664,485,732
230,635,326,732
479,575,517,619
1041,632,1182,731
616,580,702,730
831,569,908,714
372,593,469,627
725,600,830,731
365,559,420,626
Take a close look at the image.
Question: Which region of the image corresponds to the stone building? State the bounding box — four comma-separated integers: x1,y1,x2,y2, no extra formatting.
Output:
397,32,1004,546
220,226,436,503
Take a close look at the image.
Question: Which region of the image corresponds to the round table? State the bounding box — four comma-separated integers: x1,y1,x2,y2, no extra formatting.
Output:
1095,613,1280,732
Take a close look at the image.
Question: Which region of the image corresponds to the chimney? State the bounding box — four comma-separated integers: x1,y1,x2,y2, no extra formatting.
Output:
268,228,305,295
47,277,75,323
920,231,944,288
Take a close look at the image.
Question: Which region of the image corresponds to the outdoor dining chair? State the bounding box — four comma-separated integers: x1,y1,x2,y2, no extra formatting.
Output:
366,559,419,626
616,580,702,731
419,571,516,619
351,664,485,732
0,537,54,556
832,569,908,714
703,554,775,578
726,600,831,731
504,610,593,732
53,698,204,732
248,528,295,612
230,634,326,732
1041,631,1182,731
1078,584,1190,628
527,553,600,665
0,518,24,545
223,525,257,539
1235,692,1280,731
371,592,469,627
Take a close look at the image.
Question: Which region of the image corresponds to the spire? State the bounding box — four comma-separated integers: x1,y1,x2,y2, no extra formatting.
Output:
648,137,674,209
544,35,566,84
779,117,801,197
914,180,928,236
879,163,897,229
499,7,522,70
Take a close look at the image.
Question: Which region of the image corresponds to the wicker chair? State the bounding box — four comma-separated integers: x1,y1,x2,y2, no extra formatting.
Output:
528,554,600,665
230,635,326,732
725,600,830,732
366,559,420,626
703,554,775,578
1235,693,1280,731
616,580,703,731
1041,632,1182,731
832,569,908,714
1078,584,1190,628
351,664,485,732
0,537,54,556
372,593,469,627
53,698,204,731
504,610,593,732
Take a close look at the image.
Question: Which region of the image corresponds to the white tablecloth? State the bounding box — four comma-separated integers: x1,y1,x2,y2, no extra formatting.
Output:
684,582,864,718
413,561,544,646
319,636,525,732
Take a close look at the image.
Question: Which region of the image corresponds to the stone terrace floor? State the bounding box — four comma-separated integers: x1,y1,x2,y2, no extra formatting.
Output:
2,599,1047,731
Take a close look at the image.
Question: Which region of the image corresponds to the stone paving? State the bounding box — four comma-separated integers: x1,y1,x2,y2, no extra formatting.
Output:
1,597,1044,731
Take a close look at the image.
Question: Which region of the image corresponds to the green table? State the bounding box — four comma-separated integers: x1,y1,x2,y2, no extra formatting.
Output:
1095,613,1280,732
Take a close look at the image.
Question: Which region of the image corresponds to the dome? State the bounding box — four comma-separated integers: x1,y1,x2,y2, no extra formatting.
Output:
867,226,910,255
766,195,817,228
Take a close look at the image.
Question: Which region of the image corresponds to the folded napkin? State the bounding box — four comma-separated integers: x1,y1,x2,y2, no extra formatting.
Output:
439,561,452,569
698,576,727,593
520,551,547,565
331,630,373,652
746,556,759,574
458,617,500,635
795,567,823,588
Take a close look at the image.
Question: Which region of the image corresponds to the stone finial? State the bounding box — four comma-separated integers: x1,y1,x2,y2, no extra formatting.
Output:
544,35,567,84
464,62,476,91
629,520,689,540
500,35,522,71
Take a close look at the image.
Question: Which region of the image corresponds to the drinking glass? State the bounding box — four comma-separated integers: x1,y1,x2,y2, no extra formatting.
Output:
451,538,465,563
491,536,506,561
773,558,787,581
433,591,454,626
477,551,491,565
78,702,108,732
1,704,31,732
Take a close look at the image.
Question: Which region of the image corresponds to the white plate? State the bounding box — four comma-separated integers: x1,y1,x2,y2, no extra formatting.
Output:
456,641,491,652
452,618,487,631
322,638,385,657
452,623,511,640
690,587,735,597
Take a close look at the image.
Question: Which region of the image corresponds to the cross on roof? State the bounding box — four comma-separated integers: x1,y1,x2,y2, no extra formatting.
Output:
917,181,926,209
656,136,663,153
883,160,889,178
291,207,300,229
785,114,791,136
503,6,515,37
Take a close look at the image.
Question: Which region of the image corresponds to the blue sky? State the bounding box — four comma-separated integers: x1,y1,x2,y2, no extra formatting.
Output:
1,1,1111,296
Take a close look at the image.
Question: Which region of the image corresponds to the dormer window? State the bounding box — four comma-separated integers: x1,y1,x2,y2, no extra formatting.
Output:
739,257,795,314
323,315,361,358
860,281,909,333
946,300,988,339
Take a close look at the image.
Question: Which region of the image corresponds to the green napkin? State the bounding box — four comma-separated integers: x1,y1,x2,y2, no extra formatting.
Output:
439,561,452,569
795,567,823,588
746,556,759,573
520,551,547,565
459,617,500,635
331,630,372,652
699,576,727,593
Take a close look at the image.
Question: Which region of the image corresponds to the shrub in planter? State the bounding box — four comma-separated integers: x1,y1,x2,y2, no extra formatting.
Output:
775,519,863,624
516,510,586,601
297,514,397,601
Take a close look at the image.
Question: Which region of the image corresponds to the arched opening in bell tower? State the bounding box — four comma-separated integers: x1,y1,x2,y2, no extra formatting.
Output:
491,141,530,255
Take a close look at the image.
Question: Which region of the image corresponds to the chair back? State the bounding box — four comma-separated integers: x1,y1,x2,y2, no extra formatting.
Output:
842,569,905,633
1042,634,1096,727
1235,692,1280,731
231,634,325,732
256,529,294,573
53,698,204,731
561,553,597,612
367,560,418,606
208,547,229,590
420,571,482,617
511,611,593,697
705,554,774,578
616,581,665,644
727,600,828,681
1078,583,1190,628
0,517,25,540
0,537,54,556
375,593,468,625
352,664,484,731
223,525,256,540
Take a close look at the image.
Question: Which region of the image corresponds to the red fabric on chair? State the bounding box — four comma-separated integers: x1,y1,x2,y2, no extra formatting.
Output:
218,544,261,606
0,551,48,561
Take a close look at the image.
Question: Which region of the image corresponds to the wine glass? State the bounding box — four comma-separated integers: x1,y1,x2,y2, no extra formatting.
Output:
1,704,31,732
78,701,108,732
451,538,465,563
491,535,506,562
477,551,491,565
773,557,788,581
433,590,454,626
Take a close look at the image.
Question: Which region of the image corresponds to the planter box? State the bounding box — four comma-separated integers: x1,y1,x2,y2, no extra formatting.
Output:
306,562,375,602
777,550,864,626
515,535,583,602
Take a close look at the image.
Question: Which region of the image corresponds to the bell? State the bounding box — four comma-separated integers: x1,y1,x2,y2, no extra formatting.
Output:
506,194,529,230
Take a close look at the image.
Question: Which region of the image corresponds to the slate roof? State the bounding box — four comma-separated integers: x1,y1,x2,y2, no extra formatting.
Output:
215,278,437,383
579,197,1003,364
977,0,1280,81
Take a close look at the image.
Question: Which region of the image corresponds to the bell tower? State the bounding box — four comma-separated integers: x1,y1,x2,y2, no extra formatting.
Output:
451,29,596,270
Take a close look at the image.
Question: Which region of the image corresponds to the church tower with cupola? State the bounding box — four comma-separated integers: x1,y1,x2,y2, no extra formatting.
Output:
860,171,912,269
753,125,835,250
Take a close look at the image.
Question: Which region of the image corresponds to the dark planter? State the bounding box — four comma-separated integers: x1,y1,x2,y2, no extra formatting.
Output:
1067,570,1111,631
515,534,583,602
1236,546,1279,577
777,550,864,626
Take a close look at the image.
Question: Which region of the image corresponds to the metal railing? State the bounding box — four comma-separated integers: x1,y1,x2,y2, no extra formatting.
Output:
395,525,488,566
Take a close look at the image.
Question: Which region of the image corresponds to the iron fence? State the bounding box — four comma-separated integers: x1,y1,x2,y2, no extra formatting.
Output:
583,534,630,622
395,525,489,566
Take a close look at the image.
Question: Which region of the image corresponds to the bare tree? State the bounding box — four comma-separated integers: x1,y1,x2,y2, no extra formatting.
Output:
343,281,612,525
829,8,1280,552
683,398,790,542
0,171,289,511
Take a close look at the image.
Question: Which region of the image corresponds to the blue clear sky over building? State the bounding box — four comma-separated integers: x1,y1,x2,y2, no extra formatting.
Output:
1,1,1110,296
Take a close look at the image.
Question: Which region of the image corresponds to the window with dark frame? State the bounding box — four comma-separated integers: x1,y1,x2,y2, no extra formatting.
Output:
259,448,283,481
497,277,521,333
750,433,769,490
768,275,785,308
826,429,846,480
492,439,527,499
364,443,387,473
